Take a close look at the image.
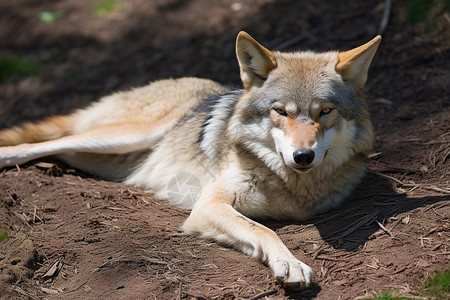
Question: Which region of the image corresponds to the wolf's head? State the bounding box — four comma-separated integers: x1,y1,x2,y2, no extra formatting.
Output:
233,32,380,174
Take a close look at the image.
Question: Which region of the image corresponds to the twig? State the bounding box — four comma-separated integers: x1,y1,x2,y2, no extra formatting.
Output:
400,184,450,194
13,286,39,300
316,255,348,262
6,190,17,205
414,185,450,194
443,149,450,162
424,201,449,212
393,266,407,274
375,220,394,238
12,211,32,229
418,236,431,248
375,172,404,185
368,152,382,159
431,207,443,217
432,243,443,251
378,0,392,35
375,172,450,194
389,218,402,232
64,281,88,294
177,282,182,300
398,138,422,143
247,289,278,300
422,140,450,145
91,258,113,272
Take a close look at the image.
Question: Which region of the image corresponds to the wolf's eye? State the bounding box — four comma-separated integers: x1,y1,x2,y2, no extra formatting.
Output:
320,107,333,116
274,107,288,116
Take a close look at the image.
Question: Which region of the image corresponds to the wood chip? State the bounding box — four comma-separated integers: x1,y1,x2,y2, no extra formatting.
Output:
401,215,410,224
368,152,382,159
35,162,56,169
40,287,59,294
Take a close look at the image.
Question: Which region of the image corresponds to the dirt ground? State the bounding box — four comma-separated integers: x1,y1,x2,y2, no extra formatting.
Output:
0,0,449,299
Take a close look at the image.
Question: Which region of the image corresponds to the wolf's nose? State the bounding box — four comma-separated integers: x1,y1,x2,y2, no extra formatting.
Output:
293,149,315,166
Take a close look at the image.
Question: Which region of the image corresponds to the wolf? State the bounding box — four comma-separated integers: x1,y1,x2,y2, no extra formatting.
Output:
0,32,381,290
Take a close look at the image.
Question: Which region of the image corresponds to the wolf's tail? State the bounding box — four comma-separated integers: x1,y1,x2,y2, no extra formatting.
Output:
0,114,76,146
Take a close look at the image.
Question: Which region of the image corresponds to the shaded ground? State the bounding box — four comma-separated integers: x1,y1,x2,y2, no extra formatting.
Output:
0,0,449,299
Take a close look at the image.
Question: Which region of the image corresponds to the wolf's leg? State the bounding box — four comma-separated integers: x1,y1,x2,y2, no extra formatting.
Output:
182,188,313,291
0,121,170,169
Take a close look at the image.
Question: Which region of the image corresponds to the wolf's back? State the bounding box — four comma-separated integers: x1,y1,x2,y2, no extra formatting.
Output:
0,77,228,147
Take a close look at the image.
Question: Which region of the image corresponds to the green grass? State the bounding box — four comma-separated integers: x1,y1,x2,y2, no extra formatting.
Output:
0,229,7,242
0,55,42,83
39,10,65,24
422,270,450,298
93,0,123,15
366,270,450,299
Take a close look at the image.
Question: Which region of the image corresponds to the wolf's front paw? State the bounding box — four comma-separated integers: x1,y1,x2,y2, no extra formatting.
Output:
271,256,313,291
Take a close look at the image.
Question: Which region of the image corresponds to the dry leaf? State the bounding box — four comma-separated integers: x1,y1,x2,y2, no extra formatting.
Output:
42,260,63,282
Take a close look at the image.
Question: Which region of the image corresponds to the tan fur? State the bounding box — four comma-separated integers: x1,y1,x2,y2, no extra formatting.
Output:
71,77,228,133
236,31,277,90
0,115,75,146
0,32,381,291
336,35,381,96
286,120,322,149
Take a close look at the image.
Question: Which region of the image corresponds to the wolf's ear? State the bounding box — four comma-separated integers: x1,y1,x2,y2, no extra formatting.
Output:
336,35,381,91
236,31,277,90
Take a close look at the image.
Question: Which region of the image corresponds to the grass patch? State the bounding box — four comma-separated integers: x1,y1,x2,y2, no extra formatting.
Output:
39,10,65,24
0,55,42,83
0,230,7,242
93,0,123,15
367,271,450,299
422,270,450,298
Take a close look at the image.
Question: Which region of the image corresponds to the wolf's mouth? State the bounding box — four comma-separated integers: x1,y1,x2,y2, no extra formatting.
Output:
293,166,313,173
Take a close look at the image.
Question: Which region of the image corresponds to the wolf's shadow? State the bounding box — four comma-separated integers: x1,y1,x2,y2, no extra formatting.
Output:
264,171,447,299
267,171,446,251
309,171,446,251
